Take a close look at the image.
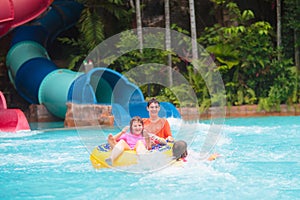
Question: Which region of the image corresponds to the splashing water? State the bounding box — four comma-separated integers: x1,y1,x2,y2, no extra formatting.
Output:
0,116,299,199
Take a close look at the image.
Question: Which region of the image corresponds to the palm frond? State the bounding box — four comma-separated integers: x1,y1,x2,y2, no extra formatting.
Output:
79,8,105,51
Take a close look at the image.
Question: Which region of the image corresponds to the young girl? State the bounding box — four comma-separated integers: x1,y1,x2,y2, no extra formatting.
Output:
105,116,149,166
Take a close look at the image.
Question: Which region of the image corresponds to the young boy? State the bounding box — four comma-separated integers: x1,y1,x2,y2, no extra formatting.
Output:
172,140,188,162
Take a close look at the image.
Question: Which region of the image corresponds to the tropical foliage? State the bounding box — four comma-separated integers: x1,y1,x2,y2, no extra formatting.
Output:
57,0,299,111
198,2,297,110
58,0,132,70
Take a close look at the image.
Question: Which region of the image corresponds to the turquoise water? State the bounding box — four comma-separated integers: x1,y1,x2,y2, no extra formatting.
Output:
1,116,299,199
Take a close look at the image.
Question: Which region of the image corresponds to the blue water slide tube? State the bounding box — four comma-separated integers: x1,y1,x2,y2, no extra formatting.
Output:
6,41,51,88
68,68,180,126
39,69,83,118
5,0,181,122
68,68,144,126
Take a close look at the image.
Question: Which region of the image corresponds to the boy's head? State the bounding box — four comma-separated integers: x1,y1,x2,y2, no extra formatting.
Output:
172,140,188,160
147,98,160,108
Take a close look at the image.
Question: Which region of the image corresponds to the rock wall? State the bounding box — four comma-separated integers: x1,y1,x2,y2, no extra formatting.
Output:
64,103,114,127
28,104,61,122
179,104,300,121
27,103,300,125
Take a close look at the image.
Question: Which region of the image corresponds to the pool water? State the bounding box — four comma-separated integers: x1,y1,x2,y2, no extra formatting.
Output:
1,116,299,199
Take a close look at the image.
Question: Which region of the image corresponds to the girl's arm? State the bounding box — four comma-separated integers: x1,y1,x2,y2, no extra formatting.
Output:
113,126,129,141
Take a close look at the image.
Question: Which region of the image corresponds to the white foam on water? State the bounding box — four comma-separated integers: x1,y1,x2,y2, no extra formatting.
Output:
0,130,43,138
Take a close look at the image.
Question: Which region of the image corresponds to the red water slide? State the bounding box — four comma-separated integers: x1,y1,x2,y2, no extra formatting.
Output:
0,91,30,132
0,0,53,37
0,0,52,131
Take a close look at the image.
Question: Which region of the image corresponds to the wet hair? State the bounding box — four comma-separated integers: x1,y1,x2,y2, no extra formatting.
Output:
147,98,160,107
129,116,144,135
172,140,188,160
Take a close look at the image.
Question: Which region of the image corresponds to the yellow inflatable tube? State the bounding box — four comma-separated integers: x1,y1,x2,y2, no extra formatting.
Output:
90,143,173,169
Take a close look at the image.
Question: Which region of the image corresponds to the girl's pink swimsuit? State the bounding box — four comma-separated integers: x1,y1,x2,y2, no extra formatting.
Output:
117,132,146,149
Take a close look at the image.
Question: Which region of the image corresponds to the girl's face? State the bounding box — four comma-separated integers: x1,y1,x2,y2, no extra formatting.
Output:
131,120,143,135
147,102,160,116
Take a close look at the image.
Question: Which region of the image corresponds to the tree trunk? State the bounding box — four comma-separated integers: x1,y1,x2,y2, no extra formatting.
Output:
165,0,172,86
276,0,281,60
189,0,198,60
135,0,143,52
295,0,300,71
295,30,300,70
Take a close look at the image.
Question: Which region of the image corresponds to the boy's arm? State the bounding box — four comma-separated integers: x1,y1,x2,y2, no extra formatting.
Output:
164,120,174,142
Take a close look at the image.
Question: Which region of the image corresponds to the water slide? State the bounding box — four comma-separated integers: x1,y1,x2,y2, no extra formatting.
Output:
0,91,30,132
0,0,53,37
4,0,180,128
